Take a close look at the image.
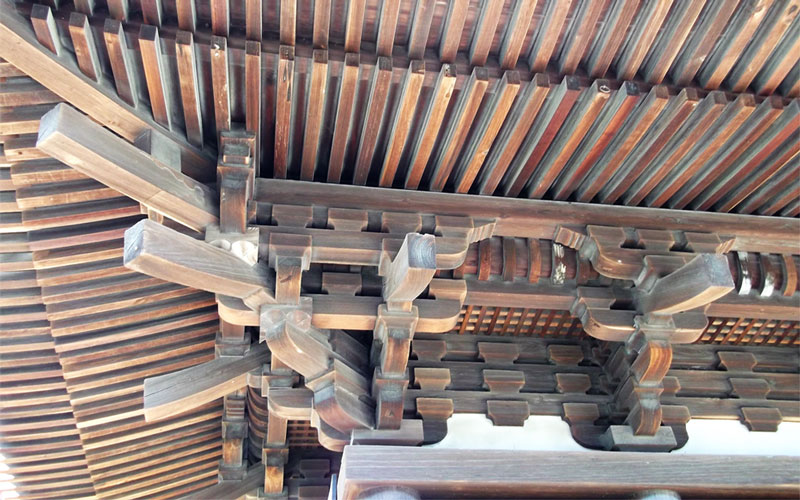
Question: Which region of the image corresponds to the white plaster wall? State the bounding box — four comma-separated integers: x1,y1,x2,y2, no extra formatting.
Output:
426,414,800,456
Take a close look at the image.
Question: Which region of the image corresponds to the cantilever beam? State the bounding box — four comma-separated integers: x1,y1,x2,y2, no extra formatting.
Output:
0,0,215,180
143,343,270,421
37,104,218,231
124,220,275,302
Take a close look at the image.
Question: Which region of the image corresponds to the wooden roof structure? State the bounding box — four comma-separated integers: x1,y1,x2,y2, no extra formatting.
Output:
0,0,798,498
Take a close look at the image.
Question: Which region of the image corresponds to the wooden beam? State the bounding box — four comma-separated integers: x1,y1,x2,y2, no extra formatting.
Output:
0,0,214,180
327,53,360,183
143,343,269,421
184,464,264,499
67,12,101,82
210,35,231,134
337,446,799,499
139,25,172,130
353,56,392,185
274,45,294,179
255,179,800,254
37,104,218,231
124,220,274,300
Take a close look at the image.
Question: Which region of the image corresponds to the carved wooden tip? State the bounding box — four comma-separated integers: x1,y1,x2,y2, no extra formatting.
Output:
122,219,148,267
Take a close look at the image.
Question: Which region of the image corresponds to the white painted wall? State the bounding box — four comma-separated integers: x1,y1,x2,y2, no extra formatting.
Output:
426,414,800,456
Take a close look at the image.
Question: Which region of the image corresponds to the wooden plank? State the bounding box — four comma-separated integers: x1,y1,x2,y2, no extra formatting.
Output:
211,0,229,36
624,91,727,206
376,0,401,57
502,75,581,197
725,0,800,92
300,49,328,181
697,0,774,89
143,343,268,421
30,5,61,56
453,71,520,193
274,45,294,179
175,31,204,148
37,104,218,231
176,0,197,31
585,0,640,77
124,220,273,299
575,84,670,202
499,0,537,69
353,56,393,185
280,0,296,45
669,96,784,209
669,0,739,86
641,0,705,84
647,92,757,207
528,0,573,73
404,63,457,189
477,73,550,196
210,35,231,135
614,0,673,81
407,0,436,59
103,19,138,107
0,3,214,179
246,0,262,40
428,66,489,191
378,60,425,187
67,12,101,82
245,41,262,174
558,0,607,74
73,0,94,15
552,81,641,201
313,0,331,48
752,16,800,95
469,0,502,66
599,88,699,204
256,179,800,254
344,0,366,52
139,25,172,130
338,446,799,499
327,53,360,183
141,0,162,26
439,0,468,63
107,0,129,20
185,464,264,500
525,79,612,199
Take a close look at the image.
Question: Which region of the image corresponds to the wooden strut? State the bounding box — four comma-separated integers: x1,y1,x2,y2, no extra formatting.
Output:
557,225,736,450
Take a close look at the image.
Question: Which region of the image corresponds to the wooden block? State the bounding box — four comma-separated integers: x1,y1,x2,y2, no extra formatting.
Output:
729,378,770,399
740,407,782,432
483,369,525,393
547,345,584,365
478,342,520,364
556,373,592,394
487,400,530,426
68,12,101,82
414,367,450,391
603,425,677,451
103,19,137,107
412,339,447,362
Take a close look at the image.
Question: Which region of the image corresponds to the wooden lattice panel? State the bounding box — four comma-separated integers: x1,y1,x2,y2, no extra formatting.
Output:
698,317,800,346
452,306,584,337
288,420,320,448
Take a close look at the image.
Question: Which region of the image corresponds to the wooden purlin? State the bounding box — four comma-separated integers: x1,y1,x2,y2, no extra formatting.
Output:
1,73,223,499
4,0,798,215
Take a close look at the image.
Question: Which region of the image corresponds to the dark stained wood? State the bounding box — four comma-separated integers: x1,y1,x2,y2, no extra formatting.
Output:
353,56,393,185
300,49,328,181
175,31,204,147
103,19,138,107
210,35,231,134
379,60,425,187
327,52,360,183
67,12,101,82
139,25,172,129
274,45,295,179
